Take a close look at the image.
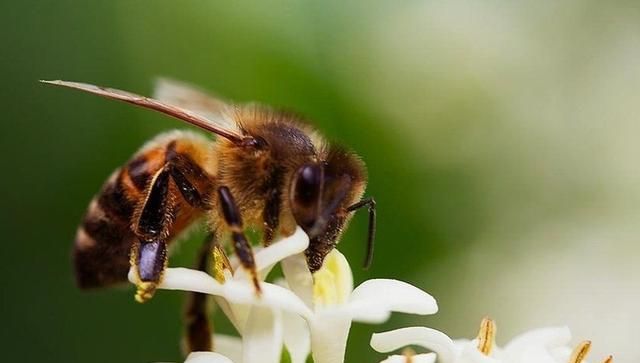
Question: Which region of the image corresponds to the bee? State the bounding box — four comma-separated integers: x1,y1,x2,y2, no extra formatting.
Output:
43,79,376,351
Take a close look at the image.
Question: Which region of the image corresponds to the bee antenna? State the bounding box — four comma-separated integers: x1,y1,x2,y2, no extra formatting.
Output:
346,197,377,269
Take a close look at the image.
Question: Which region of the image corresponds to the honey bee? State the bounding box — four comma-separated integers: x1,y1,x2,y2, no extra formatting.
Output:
43,79,376,351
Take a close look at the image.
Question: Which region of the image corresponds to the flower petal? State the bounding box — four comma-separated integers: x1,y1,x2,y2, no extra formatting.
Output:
214,297,243,333
370,327,457,363
550,346,573,362
281,252,314,308
459,342,501,363
242,307,283,363
309,311,353,363
129,267,313,320
517,347,562,363
312,249,353,306
282,311,311,363
235,227,309,280
380,353,437,363
347,279,438,323
273,277,312,363
222,276,313,320
213,334,243,363
184,352,234,363
502,326,571,363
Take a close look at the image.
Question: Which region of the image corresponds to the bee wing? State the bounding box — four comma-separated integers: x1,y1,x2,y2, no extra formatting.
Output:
41,80,246,144
153,78,239,133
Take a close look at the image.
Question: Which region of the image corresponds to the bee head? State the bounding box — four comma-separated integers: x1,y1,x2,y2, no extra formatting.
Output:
289,145,368,270
290,163,349,237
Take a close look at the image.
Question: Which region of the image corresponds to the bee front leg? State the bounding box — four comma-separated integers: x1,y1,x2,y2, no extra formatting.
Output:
217,186,261,294
262,186,281,246
131,168,175,303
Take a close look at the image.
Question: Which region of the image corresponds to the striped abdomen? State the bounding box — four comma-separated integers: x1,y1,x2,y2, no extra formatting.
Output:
73,131,214,288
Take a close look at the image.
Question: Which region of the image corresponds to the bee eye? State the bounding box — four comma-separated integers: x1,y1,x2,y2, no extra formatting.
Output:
294,164,323,206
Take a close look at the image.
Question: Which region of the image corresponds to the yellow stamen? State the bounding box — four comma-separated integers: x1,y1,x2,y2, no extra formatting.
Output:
601,355,613,363
402,347,416,363
476,317,496,355
212,245,231,283
402,347,416,356
569,340,592,363
312,250,351,306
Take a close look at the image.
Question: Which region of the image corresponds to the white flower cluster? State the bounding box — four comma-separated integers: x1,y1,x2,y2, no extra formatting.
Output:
132,229,612,363
372,319,612,363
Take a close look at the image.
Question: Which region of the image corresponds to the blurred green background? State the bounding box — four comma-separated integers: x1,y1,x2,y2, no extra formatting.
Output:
2,1,639,362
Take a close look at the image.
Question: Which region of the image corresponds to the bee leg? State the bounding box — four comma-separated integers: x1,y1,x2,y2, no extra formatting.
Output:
262,186,281,246
217,186,261,294
132,153,215,303
166,151,214,210
184,233,215,353
131,169,175,303
133,238,169,303
130,147,216,303
346,197,377,269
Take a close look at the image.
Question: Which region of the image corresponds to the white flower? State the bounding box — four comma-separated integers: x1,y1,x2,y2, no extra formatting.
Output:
370,318,613,363
130,230,615,363
281,247,438,363
130,227,313,363
135,227,438,363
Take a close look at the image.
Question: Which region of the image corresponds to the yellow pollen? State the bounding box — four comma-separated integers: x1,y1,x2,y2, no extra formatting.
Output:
476,317,496,355
212,245,231,283
135,281,157,303
569,341,592,363
313,268,339,305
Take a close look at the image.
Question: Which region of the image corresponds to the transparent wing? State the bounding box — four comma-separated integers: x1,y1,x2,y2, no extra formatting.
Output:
153,78,239,133
41,80,246,144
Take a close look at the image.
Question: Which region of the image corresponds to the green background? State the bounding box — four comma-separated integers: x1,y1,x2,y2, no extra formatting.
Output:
2,1,639,362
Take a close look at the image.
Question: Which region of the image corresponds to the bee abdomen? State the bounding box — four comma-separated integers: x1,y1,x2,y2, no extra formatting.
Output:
73,169,139,289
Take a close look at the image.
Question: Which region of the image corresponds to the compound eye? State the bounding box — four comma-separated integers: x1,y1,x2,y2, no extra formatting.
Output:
291,164,324,231
294,164,323,206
